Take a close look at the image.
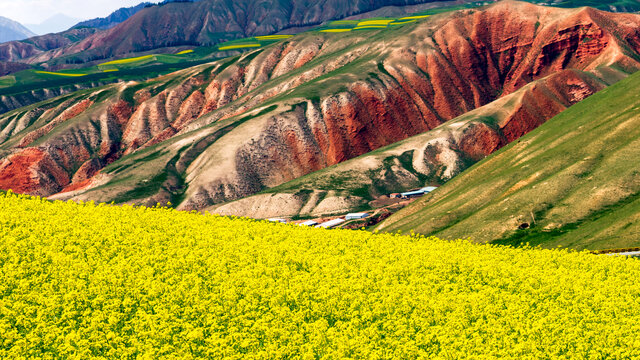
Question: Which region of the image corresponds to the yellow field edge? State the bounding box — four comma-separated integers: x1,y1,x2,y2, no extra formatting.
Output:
218,44,262,50
353,26,388,30
255,35,293,40
399,15,431,20
390,20,417,25
35,71,87,77
320,29,353,33
358,20,394,25
99,55,154,66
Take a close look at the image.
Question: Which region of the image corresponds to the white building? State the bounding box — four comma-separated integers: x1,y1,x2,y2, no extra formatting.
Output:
316,218,345,229
401,186,438,198
345,212,369,220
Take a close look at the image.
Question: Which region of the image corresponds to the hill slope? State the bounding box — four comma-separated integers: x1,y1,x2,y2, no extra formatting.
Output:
0,17,36,43
2,191,640,357
2,1,640,213
210,67,620,218
0,27,99,63
378,69,640,250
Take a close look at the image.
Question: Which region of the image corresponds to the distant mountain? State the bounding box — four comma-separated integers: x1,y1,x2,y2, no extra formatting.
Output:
72,3,152,30
14,0,483,64
0,28,99,64
0,16,36,43
26,14,83,35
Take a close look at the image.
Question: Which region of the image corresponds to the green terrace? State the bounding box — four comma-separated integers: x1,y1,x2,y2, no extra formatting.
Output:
0,1,486,97
214,2,488,50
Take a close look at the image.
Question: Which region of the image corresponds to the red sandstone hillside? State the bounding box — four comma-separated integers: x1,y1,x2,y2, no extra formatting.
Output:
1,1,640,214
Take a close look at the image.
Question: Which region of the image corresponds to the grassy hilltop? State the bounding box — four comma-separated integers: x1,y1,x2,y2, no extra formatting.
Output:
379,69,640,250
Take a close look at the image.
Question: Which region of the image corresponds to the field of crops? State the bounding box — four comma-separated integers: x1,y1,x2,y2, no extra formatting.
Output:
1,190,639,358
216,35,293,51
34,71,88,77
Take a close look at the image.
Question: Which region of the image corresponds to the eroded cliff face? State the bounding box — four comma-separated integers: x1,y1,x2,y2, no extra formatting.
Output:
209,68,611,218
1,1,640,214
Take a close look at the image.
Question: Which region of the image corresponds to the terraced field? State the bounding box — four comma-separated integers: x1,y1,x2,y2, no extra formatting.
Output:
0,1,487,113
0,50,214,113
214,4,481,50
215,12,439,50
0,51,199,85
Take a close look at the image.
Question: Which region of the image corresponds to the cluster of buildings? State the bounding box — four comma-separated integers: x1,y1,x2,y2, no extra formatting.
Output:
269,212,370,229
267,186,439,229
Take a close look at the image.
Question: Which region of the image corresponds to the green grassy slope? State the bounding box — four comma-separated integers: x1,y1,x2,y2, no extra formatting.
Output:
526,0,640,11
0,51,212,94
377,70,640,250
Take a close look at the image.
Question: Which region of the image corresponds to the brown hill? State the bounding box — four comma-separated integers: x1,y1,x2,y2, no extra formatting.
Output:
1,1,640,213
210,67,619,218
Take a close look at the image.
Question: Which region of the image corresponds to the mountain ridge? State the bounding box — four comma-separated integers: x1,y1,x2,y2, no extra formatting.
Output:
1,1,640,215
0,0,482,64
72,3,153,30
0,16,37,43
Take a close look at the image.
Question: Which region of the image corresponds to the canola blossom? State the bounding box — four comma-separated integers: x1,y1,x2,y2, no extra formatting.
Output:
99,55,154,66
218,44,262,51
255,35,294,41
1,191,640,359
34,71,87,77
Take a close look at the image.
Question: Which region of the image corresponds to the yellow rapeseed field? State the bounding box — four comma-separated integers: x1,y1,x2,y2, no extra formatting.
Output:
1,191,639,359
34,71,87,77
99,55,154,66
218,44,262,51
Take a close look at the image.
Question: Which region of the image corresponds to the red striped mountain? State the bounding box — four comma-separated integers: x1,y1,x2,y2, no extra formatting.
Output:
0,0,480,64
1,1,640,214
